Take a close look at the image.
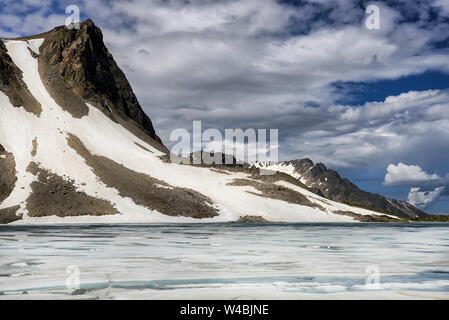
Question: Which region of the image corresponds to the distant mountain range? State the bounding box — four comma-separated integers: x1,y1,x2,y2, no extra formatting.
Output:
254,159,427,218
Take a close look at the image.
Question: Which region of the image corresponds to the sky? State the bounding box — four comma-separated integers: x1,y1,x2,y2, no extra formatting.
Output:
0,0,448,213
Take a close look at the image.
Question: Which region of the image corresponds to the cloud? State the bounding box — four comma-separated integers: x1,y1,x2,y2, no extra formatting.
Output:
407,186,446,209
80,1,449,172
384,163,441,186
435,0,449,15
384,162,449,209
280,89,449,168
1,1,448,180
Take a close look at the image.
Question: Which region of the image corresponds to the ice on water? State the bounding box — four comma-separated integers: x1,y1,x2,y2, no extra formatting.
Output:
0,223,448,299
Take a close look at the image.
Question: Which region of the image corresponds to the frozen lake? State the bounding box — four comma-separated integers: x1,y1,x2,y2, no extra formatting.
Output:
0,223,448,299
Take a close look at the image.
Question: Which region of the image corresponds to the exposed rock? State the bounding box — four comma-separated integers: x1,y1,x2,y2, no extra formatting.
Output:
332,210,404,222
164,151,240,167
0,206,21,224
0,144,17,203
0,41,42,116
31,138,38,156
190,150,239,166
209,168,232,175
411,215,449,222
67,134,218,219
25,161,119,217
235,215,269,223
134,142,154,153
282,159,426,218
226,172,324,210
35,20,165,151
38,51,89,118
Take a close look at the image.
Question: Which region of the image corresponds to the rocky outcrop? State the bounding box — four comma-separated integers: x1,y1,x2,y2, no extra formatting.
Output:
0,144,17,203
226,175,323,210
0,41,41,115
30,19,165,151
0,206,21,224
67,134,219,219
236,215,269,223
25,162,119,217
332,210,404,222
284,158,427,218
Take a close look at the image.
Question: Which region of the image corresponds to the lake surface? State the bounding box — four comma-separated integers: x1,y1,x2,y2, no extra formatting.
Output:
1,223,448,299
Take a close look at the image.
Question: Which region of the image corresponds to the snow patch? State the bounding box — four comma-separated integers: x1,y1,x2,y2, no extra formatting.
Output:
27,39,44,55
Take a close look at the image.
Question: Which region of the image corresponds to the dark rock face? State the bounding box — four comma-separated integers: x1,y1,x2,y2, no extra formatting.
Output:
0,144,17,204
0,41,42,115
226,176,323,210
0,206,21,224
67,134,219,219
25,162,119,217
236,215,269,223
36,19,164,148
284,158,427,218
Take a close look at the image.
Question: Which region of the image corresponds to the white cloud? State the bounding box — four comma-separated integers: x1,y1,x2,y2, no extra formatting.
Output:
113,0,297,36
407,186,446,209
281,89,449,168
0,14,22,29
384,163,441,186
434,0,449,15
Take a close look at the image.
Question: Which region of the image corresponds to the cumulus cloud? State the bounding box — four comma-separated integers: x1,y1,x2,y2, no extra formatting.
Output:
281,89,449,168
384,162,449,209
384,163,441,186
408,186,446,209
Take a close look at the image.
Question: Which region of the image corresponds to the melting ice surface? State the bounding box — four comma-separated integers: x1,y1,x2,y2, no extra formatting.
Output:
0,223,448,299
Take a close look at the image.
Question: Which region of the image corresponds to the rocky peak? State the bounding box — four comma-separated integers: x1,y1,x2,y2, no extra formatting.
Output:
282,157,427,218
290,158,314,169
37,19,164,148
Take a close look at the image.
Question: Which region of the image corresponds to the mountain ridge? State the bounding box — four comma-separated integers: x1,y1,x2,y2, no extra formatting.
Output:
0,20,425,224
254,159,427,218
5,19,166,152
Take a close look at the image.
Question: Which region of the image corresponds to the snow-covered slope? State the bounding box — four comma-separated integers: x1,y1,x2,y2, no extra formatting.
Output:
0,24,403,224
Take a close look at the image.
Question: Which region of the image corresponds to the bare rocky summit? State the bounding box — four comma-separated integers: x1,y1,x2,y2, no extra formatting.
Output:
34,19,165,150
282,158,427,218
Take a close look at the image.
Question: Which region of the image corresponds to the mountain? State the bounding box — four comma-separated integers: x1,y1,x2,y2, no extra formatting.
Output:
18,19,165,151
0,20,418,224
254,159,427,218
